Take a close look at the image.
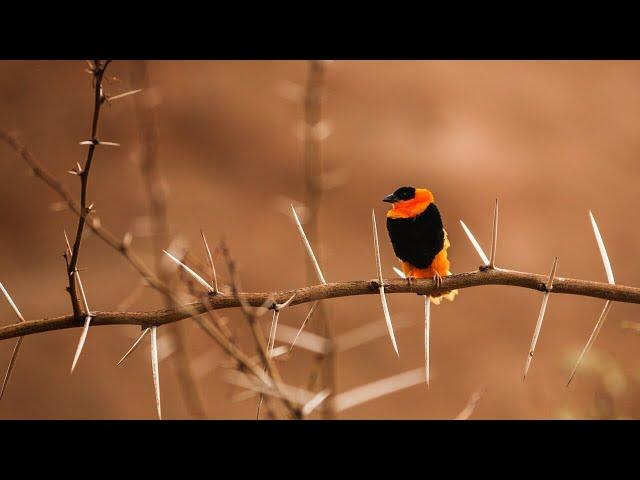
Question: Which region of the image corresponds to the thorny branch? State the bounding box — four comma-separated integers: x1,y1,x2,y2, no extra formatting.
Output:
3,268,640,342
67,60,111,318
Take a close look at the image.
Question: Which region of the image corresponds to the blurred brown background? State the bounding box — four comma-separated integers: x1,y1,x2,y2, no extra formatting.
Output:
1,60,640,419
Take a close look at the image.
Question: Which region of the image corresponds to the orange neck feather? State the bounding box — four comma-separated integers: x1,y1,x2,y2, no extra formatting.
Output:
386,188,434,219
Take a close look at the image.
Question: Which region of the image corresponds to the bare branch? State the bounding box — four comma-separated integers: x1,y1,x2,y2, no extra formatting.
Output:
66,60,112,318
0,130,177,303
4,268,640,342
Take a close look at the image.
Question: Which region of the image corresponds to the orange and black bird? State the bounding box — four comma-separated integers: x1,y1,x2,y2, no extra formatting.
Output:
383,186,458,304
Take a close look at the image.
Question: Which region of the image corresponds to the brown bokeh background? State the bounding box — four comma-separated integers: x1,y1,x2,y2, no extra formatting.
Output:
1,60,640,419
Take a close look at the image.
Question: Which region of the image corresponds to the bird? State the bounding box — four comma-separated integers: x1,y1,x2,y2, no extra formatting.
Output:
383,186,458,304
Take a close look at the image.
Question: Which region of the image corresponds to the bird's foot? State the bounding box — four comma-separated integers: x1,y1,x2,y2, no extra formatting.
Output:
433,272,442,290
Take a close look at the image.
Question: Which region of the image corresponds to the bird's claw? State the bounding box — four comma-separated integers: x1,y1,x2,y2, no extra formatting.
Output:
433,272,442,289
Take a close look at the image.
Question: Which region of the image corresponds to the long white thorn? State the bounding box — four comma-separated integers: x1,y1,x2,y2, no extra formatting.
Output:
302,388,331,416
489,199,499,268
70,267,93,374
0,336,23,401
459,221,490,265
0,281,25,322
274,293,297,311
70,316,92,374
107,88,143,102
267,294,295,355
150,326,162,419
523,257,558,380
267,310,280,357
424,295,431,387
200,229,219,293
288,301,319,353
333,367,425,413
163,249,214,292
291,205,326,285
117,327,151,365
589,211,615,285
372,209,399,356
567,300,614,387
392,267,405,279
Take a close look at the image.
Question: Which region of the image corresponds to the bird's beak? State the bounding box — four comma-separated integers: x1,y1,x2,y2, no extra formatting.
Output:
382,193,398,203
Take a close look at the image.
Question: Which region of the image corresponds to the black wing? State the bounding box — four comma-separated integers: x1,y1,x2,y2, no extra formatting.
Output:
386,203,445,269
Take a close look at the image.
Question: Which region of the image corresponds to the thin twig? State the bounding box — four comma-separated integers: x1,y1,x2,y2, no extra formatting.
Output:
0,129,178,304
523,257,559,380
67,60,112,318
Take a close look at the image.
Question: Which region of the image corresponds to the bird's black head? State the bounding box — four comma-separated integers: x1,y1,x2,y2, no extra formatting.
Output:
383,186,416,203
